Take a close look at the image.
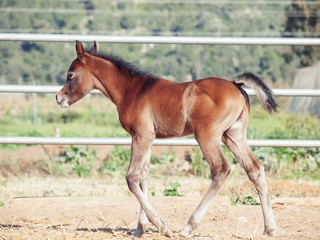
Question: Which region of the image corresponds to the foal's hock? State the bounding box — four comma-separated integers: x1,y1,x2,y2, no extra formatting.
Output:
57,41,278,238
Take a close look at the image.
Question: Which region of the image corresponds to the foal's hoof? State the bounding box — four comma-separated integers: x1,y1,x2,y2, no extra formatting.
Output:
262,226,276,237
161,226,173,238
131,229,144,238
179,225,192,238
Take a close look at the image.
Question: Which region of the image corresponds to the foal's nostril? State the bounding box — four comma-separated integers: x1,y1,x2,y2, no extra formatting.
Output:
56,94,61,104
56,93,63,105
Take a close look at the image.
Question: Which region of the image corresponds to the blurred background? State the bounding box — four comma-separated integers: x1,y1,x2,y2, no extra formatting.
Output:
0,0,319,207
0,0,319,86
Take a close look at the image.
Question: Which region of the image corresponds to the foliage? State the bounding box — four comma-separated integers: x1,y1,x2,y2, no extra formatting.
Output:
282,1,320,67
254,146,320,180
150,189,156,197
100,146,130,175
230,187,260,206
159,149,175,163
150,154,160,165
246,107,320,180
231,195,260,206
0,201,5,207
163,182,182,196
190,147,211,178
54,145,97,177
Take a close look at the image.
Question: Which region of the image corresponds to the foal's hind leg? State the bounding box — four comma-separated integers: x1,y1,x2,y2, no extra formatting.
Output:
222,123,276,237
131,147,151,237
180,135,231,237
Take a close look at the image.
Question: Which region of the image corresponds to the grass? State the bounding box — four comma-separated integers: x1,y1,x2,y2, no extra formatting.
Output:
1,95,319,140
0,95,128,143
2,95,319,140
248,106,320,140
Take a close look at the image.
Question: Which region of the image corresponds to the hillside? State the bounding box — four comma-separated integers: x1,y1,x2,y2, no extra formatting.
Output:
0,0,319,86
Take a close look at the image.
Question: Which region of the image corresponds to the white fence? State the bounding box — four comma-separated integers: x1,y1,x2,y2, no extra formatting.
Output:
1,86,319,147
1,33,319,147
0,137,320,148
1,85,320,96
1,33,320,45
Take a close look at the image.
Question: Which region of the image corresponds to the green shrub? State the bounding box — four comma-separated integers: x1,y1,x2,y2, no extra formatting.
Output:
54,145,97,177
22,130,43,137
231,195,260,206
190,147,211,178
230,187,260,206
163,182,182,196
100,146,130,175
159,149,175,163
60,111,82,123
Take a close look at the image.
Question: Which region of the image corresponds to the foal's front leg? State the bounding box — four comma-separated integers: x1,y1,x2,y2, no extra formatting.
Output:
131,147,151,237
126,137,173,237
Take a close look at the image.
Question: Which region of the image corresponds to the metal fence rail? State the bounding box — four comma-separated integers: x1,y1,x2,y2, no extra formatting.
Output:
1,85,320,97
0,85,319,148
1,33,320,45
1,34,319,148
0,85,100,94
0,137,319,148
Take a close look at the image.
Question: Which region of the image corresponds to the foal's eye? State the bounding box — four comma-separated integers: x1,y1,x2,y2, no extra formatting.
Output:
67,72,75,80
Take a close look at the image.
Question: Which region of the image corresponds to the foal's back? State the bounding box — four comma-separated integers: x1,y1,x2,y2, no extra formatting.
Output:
135,76,247,139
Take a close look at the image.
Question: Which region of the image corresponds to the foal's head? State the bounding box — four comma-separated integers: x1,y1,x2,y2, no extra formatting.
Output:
56,41,98,108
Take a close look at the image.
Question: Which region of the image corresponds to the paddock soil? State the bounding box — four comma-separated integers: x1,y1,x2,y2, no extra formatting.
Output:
0,196,320,240
0,145,320,239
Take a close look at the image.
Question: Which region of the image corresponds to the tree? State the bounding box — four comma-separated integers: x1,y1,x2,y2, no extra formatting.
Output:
282,0,320,67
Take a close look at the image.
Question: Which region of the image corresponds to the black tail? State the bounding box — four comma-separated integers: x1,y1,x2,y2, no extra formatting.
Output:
234,72,279,114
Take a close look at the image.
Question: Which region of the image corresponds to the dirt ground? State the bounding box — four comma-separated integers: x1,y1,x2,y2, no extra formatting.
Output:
0,145,320,239
0,195,319,240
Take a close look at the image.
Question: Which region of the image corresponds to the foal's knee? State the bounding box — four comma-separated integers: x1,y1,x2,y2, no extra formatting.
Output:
211,162,231,181
247,163,265,182
246,163,270,194
126,173,140,193
222,164,231,179
225,163,232,177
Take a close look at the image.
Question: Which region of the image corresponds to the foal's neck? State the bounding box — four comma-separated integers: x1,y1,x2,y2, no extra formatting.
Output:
89,56,133,107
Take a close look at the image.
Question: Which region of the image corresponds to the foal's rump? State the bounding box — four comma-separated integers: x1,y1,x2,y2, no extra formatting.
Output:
191,72,278,118
176,77,247,136
180,73,278,137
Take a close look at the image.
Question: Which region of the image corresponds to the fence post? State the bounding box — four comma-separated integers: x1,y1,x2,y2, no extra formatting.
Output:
32,80,38,125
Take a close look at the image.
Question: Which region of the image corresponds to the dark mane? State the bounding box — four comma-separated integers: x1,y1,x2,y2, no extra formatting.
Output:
88,51,156,78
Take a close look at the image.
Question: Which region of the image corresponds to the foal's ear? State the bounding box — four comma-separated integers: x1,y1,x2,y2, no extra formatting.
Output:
88,41,98,54
75,40,84,62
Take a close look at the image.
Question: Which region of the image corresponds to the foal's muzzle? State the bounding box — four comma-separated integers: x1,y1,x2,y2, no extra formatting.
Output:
56,92,70,108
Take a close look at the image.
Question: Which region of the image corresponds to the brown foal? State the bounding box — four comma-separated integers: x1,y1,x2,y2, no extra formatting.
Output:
56,41,278,238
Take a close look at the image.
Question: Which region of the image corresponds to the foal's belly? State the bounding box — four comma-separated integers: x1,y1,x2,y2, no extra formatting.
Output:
154,120,193,138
